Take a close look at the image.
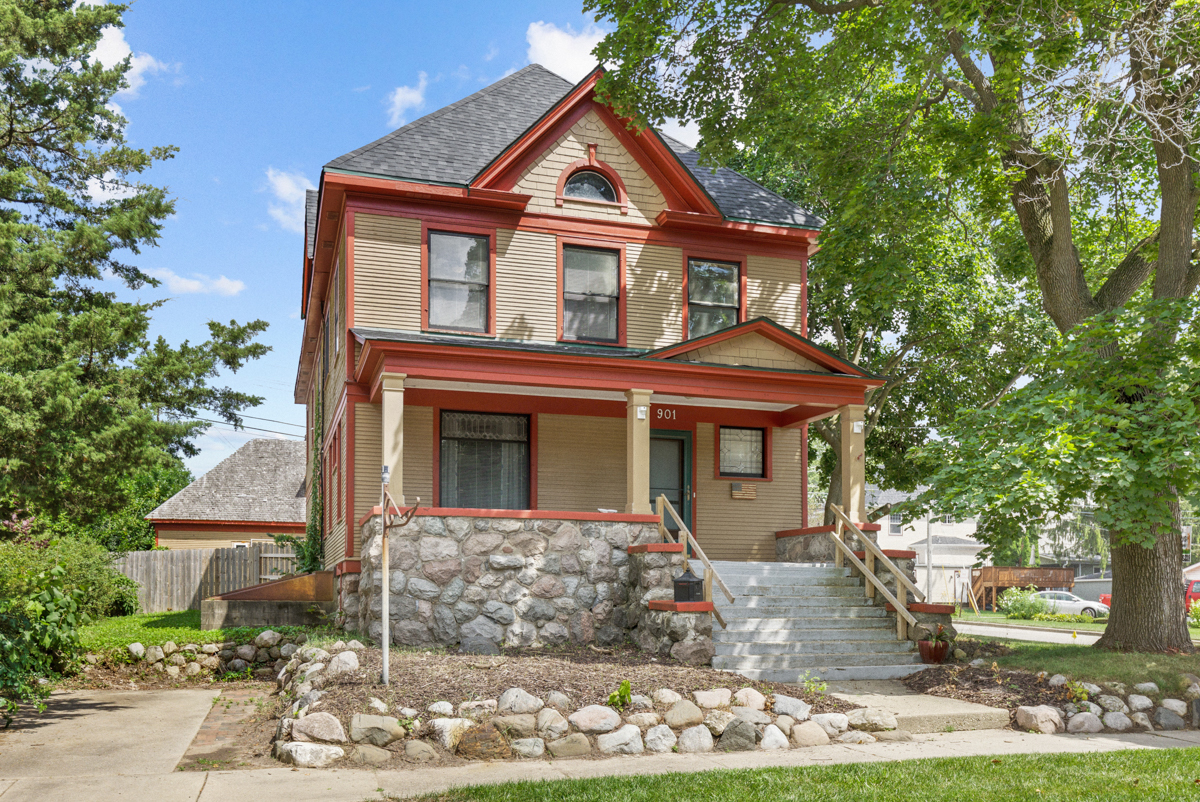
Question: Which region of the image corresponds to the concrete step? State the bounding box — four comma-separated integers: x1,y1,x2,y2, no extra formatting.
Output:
725,596,876,612
720,605,888,620
724,664,928,682
715,638,912,656
713,650,919,671
720,574,860,587
731,585,864,598
714,626,899,643
718,616,892,632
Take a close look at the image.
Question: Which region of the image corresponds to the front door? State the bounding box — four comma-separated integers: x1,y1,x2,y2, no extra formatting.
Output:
650,430,692,535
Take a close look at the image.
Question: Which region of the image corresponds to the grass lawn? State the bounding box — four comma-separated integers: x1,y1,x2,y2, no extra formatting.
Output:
956,610,1200,640
79,610,340,653
970,637,1200,693
408,749,1200,802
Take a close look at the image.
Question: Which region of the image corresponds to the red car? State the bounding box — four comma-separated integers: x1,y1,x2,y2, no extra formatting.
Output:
1100,582,1200,610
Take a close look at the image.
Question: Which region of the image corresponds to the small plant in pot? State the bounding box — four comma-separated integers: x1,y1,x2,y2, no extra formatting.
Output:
917,624,953,664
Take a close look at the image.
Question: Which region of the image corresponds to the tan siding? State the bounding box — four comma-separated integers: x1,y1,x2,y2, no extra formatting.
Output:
537,414,626,512
324,408,348,566
676,332,825,371
746,255,804,334
695,423,804,561
515,110,667,225
495,228,558,341
354,402,382,529
402,406,434,510
158,532,265,550
353,213,421,331
626,242,683,349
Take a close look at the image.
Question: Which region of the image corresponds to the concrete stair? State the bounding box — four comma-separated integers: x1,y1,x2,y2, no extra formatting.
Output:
709,561,926,683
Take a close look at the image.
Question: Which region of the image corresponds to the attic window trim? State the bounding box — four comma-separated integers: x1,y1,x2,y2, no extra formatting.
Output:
555,149,629,215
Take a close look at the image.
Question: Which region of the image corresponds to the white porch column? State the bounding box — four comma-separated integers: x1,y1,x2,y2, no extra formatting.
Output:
625,389,653,515
381,373,407,505
839,404,867,522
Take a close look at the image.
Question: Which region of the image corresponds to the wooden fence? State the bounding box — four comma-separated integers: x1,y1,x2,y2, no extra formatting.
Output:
116,542,297,613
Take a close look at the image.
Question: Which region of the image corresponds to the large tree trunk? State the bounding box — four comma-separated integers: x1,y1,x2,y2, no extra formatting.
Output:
822,458,842,527
1096,493,1194,653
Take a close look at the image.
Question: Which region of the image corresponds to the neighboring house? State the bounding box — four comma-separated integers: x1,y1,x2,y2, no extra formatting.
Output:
1185,562,1200,582
295,65,882,591
147,439,307,549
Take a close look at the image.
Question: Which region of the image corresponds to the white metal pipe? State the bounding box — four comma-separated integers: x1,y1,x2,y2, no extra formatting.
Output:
380,465,390,686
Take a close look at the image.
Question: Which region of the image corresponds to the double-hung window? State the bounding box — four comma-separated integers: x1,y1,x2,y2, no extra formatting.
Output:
439,412,530,509
562,245,619,342
889,512,903,537
429,231,489,332
719,426,765,478
688,259,740,338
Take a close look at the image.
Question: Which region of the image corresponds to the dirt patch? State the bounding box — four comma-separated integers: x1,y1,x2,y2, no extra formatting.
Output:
177,688,279,772
55,661,267,693
903,664,1074,712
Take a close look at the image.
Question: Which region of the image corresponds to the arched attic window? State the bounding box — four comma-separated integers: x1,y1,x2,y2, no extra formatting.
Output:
555,144,629,214
563,170,616,203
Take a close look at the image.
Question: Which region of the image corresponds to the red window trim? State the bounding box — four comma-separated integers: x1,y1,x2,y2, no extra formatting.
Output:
420,221,499,337
556,235,628,347
681,251,747,342
554,146,630,215
714,424,773,482
432,408,539,511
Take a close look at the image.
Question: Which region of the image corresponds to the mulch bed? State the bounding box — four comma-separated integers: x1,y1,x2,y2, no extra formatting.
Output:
903,664,1074,712
55,662,267,693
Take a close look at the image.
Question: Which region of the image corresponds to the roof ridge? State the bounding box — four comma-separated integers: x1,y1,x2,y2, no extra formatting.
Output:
325,65,573,175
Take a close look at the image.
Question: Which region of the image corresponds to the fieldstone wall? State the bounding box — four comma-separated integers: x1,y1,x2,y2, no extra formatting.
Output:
349,514,711,660
622,549,714,665
776,525,877,563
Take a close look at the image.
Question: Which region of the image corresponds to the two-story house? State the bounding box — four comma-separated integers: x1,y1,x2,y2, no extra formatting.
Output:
295,66,890,656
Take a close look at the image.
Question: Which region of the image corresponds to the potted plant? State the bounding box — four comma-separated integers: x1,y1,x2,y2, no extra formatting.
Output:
917,624,953,664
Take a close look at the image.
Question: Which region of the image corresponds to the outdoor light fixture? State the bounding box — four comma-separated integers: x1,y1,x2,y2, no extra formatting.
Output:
674,566,704,603
637,405,648,420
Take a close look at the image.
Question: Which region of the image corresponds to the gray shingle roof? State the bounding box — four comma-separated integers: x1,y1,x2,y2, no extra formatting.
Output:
322,65,819,229
305,189,319,260
148,439,307,524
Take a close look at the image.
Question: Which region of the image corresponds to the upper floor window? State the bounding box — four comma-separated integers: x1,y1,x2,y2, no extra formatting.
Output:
889,512,903,537
563,245,619,342
429,231,489,332
563,170,616,203
688,259,740,338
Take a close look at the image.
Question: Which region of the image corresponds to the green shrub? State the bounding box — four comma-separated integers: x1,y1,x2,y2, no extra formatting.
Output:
1032,612,1100,624
998,585,1051,620
0,537,138,619
1189,604,1200,628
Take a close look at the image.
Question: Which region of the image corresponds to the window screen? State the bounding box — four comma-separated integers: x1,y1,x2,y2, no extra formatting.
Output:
429,232,489,332
688,259,739,338
563,245,619,342
439,412,530,509
719,427,765,478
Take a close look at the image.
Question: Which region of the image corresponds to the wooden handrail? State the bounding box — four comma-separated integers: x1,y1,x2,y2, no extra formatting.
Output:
828,519,916,640
659,495,735,604
829,505,926,603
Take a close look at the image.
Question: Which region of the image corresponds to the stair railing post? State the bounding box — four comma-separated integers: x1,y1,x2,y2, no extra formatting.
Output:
833,518,844,569
896,584,907,640
865,549,876,599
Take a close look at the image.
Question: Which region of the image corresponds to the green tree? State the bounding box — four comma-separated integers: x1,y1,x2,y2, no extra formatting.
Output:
589,0,1198,652
47,463,192,552
0,1,268,528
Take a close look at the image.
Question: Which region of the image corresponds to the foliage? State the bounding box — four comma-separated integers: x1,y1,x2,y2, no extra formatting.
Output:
606,679,632,710
78,609,336,652
43,463,192,552
275,393,322,572
796,670,828,695
997,586,1051,620
921,624,953,644
1065,682,1091,703
1032,613,1105,624
0,0,269,529
0,536,138,619
0,566,86,723
1189,604,1200,630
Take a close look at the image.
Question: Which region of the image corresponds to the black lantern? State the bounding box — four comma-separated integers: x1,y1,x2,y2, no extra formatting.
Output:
674,566,704,603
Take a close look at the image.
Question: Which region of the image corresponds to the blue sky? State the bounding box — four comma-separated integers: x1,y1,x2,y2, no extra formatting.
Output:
99,2,698,477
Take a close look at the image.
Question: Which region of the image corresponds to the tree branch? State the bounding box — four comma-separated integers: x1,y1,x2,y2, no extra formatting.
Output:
1093,229,1160,310
772,0,882,13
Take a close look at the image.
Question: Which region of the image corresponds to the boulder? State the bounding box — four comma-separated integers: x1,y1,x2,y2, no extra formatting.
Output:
326,651,359,678
235,644,257,662
162,641,178,656
716,719,760,752
1127,694,1154,713
536,708,569,740
677,724,714,753
1078,700,1103,716
839,730,876,744
350,744,392,767
625,712,661,729
1185,683,1200,701
498,688,545,715
167,653,186,667
810,713,849,737
349,714,404,746
430,718,473,750
772,694,812,720
254,630,282,649
1066,712,1103,734
569,705,621,733
427,701,455,717
458,722,512,760
847,708,898,733
547,733,592,757
492,714,537,739
546,691,573,711
732,707,772,726
1132,682,1160,695
644,724,677,753
145,645,165,663
629,694,653,710
597,724,644,755
458,700,498,719
1097,695,1128,714
1130,712,1154,732
511,738,545,758
127,643,145,660
759,724,789,750
184,662,201,677
404,740,438,762
279,643,298,659
703,710,737,736
693,689,732,709
165,665,180,678
1014,705,1064,735
652,688,682,706
1079,682,1102,696
292,712,347,744
274,741,344,768
670,639,715,666
1153,707,1186,731
790,720,831,747
1048,674,1068,687
875,730,914,742
665,700,705,729
1102,712,1132,732
1161,698,1188,717
733,688,766,711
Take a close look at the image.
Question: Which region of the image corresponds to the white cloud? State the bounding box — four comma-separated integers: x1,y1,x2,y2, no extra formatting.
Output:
92,24,177,98
146,268,245,296
658,118,701,148
484,44,499,62
264,167,316,234
525,21,607,82
86,171,138,201
387,72,428,127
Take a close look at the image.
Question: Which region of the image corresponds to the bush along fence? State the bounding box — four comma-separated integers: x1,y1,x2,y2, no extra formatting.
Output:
116,543,296,613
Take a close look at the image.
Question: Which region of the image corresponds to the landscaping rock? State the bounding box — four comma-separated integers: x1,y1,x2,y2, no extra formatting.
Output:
838,730,876,744
759,724,789,750
810,713,849,737
1153,707,1186,730
1186,684,1200,701
1078,701,1103,717
1015,705,1064,735
1048,674,1068,687
547,733,592,757
875,730,914,742
349,714,404,746
569,705,621,733
665,700,705,729
1194,699,1200,729
847,708,898,732
1130,712,1154,732
235,644,257,662
1133,682,1160,695
458,722,512,760
201,644,219,655
716,718,760,752
498,688,544,715
772,694,812,720
1102,712,1132,732
1097,695,1129,714
165,665,180,678
693,689,732,708
292,712,347,744
184,662,201,677
274,741,344,768
644,724,677,753
254,630,282,649
127,643,145,660
167,653,186,667
368,698,389,714
677,724,714,753
629,694,653,710
145,645,164,663
1079,682,1102,696
430,718,472,750
326,650,359,678
459,637,500,656
511,738,545,758
404,740,437,762
670,639,714,666
1128,694,1154,713
537,708,569,740
626,712,660,729
546,691,573,711
279,643,298,659
346,744,390,767
790,720,830,747
652,689,682,706
458,700,498,719
492,714,536,739
1066,712,1103,734
733,688,766,710
427,701,454,717
703,710,737,736
397,707,420,719
732,706,772,726
162,641,179,656
1161,698,1188,717
598,724,644,755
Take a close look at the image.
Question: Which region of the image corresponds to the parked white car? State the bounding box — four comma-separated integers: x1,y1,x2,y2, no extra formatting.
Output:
1034,590,1109,618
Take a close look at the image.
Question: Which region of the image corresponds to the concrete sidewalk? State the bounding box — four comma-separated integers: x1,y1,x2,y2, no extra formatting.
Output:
827,680,1010,732
956,621,1102,645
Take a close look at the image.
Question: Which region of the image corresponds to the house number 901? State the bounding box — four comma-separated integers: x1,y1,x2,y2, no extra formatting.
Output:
655,408,677,420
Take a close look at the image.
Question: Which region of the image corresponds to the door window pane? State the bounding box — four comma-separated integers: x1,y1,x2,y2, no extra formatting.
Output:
719,427,764,477
563,246,619,342
688,259,739,337
439,412,529,509
429,232,489,331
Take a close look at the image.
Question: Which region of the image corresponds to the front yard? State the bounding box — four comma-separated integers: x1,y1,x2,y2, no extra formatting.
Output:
79,610,340,653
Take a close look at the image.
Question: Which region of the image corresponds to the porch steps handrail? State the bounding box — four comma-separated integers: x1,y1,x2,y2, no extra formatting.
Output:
828,504,917,641
829,505,926,604
657,495,735,605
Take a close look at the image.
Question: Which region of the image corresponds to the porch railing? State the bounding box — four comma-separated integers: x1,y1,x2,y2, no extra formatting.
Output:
656,494,731,629
829,504,925,640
